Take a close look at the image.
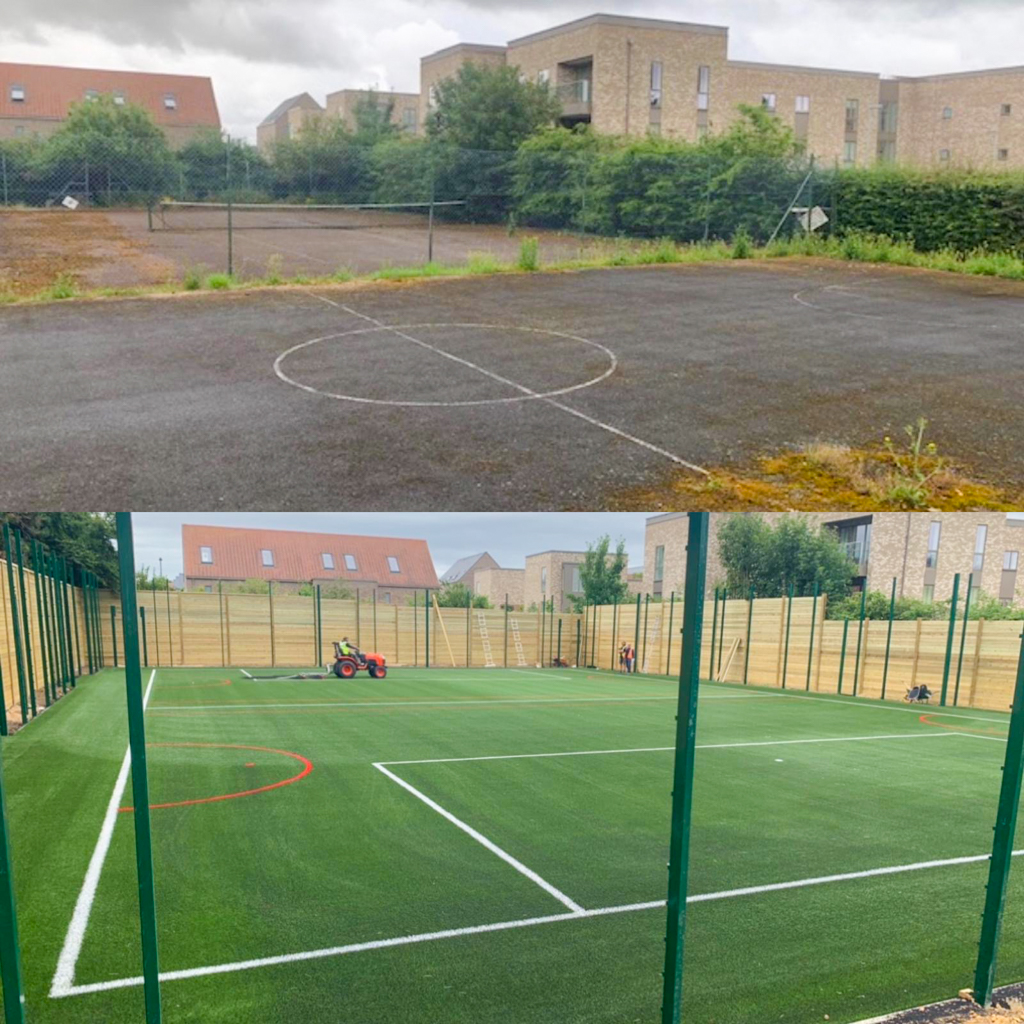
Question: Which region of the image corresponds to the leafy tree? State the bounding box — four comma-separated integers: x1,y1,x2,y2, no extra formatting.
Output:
352,91,401,146
271,115,373,201
717,515,856,600
43,94,174,203
436,582,489,608
574,536,629,610
228,578,270,594
136,565,171,591
967,591,1024,621
2,513,117,585
176,129,272,200
827,590,946,621
297,581,354,600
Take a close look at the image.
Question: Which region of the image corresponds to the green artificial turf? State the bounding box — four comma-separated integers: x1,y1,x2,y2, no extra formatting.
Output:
2,665,1022,1023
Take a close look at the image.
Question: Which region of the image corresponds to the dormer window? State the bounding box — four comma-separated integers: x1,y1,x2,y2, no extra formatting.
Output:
113,91,126,105
164,94,177,110
10,85,24,102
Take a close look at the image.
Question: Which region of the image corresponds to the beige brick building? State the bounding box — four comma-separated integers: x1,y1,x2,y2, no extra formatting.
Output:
644,512,1024,606
325,89,421,135
419,12,1024,169
474,567,525,609
524,551,588,612
256,93,323,153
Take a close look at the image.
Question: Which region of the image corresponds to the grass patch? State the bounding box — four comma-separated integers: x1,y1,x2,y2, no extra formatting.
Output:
204,273,234,290
517,236,540,271
466,251,503,275
44,272,78,300
183,266,204,291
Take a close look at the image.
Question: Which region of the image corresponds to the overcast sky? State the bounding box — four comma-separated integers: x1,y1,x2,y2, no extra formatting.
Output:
131,512,650,581
3,1,1024,140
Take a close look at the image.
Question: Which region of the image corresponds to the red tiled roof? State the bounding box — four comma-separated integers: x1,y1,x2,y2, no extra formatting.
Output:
182,525,439,589
0,62,220,127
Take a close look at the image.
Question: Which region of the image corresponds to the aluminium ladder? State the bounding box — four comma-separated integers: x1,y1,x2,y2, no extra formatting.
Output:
509,617,528,666
641,613,662,675
477,612,496,668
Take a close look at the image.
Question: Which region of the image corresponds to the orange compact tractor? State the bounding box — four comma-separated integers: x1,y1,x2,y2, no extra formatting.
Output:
332,642,387,679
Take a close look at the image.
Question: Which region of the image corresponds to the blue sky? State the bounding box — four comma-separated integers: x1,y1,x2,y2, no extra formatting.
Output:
4,0,1024,139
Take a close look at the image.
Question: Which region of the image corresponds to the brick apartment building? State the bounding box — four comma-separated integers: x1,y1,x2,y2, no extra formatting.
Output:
416,12,1024,169
257,88,419,152
181,524,438,604
645,513,1024,606
0,62,220,146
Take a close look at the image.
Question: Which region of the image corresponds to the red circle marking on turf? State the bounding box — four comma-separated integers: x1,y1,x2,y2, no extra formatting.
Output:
918,713,1007,738
118,743,313,812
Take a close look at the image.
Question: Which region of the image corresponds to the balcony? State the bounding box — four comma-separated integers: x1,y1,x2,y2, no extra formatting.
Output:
556,79,592,119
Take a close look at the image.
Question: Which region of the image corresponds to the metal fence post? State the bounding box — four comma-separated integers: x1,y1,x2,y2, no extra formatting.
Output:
32,541,52,706
805,581,820,691
880,577,896,700
954,574,974,707
504,595,509,668
71,567,82,678
642,594,651,674
424,589,430,669
837,619,850,694
592,599,599,670
13,533,36,718
708,588,719,681
111,606,119,668
666,592,676,677
114,513,162,1024
0,651,8,737
744,587,755,685
660,512,709,1024
940,573,961,706
781,582,795,689
140,607,149,668
852,588,867,696
610,595,619,671
2,527,29,725
575,618,582,668
557,619,562,665
717,588,728,677
62,560,76,688
973,626,1024,1005
268,581,275,667
0,726,27,1023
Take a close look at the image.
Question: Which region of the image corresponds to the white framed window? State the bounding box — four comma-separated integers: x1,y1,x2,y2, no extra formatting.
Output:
654,545,665,583
974,525,988,573
204,585,212,593
387,556,400,573
1004,551,1019,571
697,92,709,111
382,592,391,604
85,89,99,100
942,106,953,119
200,545,213,564
922,584,935,603
261,549,274,567
844,141,858,165
541,566,547,591
537,69,550,86
926,522,941,569
322,553,335,570
761,93,777,112
650,61,662,108
845,99,859,133
697,66,710,96
164,93,177,110
113,91,125,105
344,554,357,571
10,85,24,102
428,85,438,107
570,565,582,593
795,95,810,114
402,108,416,130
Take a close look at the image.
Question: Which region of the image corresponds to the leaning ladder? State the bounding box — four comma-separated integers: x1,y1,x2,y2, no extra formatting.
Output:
642,614,662,675
509,617,527,666
477,612,496,668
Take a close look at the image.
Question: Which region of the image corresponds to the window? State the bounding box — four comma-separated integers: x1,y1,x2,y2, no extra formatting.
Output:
204,585,212,593
878,140,897,163
926,522,941,569
261,549,274,567
654,545,665,583
1003,104,1013,116
85,89,99,100
113,91,125,105
344,554,357,571
1005,551,1019,571
697,91,709,112
844,141,858,166
164,94,177,110
381,592,391,604
942,106,953,119
939,148,951,162
697,65,710,97
541,566,547,592
537,69,550,86
647,123,661,136
428,85,438,107
321,553,335,570
650,61,663,108
14,126,25,136
879,102,898,134
974,525,988,573
570,566,582,593
401,107,416,130
387,556,400,573
10,85,24,102
922,584,935,603
200,546,213,565
795,95,810,114
999,149,1010,161
761,93,777,112
845,99,859,133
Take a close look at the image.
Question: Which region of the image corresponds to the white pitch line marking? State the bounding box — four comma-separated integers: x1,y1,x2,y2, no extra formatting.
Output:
379,731,958,766
373,763,583,913
147,695,681,711
753,688,1009,725
54,847,1024,998
298,292,709,475
50,670,157,998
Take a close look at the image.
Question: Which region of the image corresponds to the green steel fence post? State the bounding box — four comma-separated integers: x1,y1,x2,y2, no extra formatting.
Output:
424,589,430,669
2,527,29,725
881,577,897,701
0,652,8,736
140,607,149,668
540,595,546,670
311,584,317,668
642,594,651,674
504,595,509,668
56,556,70,692
973,625,1024,1005
940,573,961,707
581,602,589,668
37,545,53,703
0,725,27,1023
709,587,719,681
660,512,709,1024
111,606,119,668
94,575,103,669
954,574,974,707
413,591,418,667
717,588,727,676
744,587,755,685
13,533,36,718
592,598,599,670
164,585,172,668
610,595,618,671
219,582,226,668
114,513,162,1024
557,619,562,665
71,566,82,678
151,587,160,669
45,553,60,694
806,581,820,691
852,588,867,696
80,561,93,679
575,618,581,668
32,541,51,706
781,582,795,690
467,592,472,668
316,585,323,666
666,592,676,678
62,560,76,688
837,619,849,694
549,599,555,667
268,581,275,668
355,588,361,649
373,590,378,656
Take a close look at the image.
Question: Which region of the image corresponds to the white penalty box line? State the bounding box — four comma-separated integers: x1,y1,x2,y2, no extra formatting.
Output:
54,728,988,999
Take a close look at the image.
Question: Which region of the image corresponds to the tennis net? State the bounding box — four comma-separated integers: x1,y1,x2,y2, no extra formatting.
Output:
153,200,468,231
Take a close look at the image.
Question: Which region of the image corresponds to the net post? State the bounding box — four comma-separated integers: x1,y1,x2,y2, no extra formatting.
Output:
268,580,275,668
610,595,619,671
660,512,709,1024
954,573,974,706
852,588,867,696
973,626,1024,1005
466,591,471,668
940,573,961,706
881,577,896,700
218,582,225,668
13,533,36,717
114,513,162,1024
111,605,119,669
575,617,581,669
0,722,27,1023
838,619,849,693
591,599,599,670
164,585,172,668
316,585,322,668
2,526,29,726
781,582,794,689
539,594,545,669
226,197,233,278
805,581,819,691
557,619,562,666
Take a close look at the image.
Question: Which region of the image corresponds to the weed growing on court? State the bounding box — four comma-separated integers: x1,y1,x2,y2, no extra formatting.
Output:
265,254,284,285
467,251,502,275
518,237,540,271
45,273,77,300
731,229,752,259
882,417,947,508
331,267,354,283
204,273,233,290
182,266,203,290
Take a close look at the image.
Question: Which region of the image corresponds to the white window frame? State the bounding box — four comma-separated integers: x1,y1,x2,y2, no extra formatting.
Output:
84,89,99,101
387,556,401,573
845,99,859,133
344,554,357,571
200,546,213,565
10,85,24,102
942,106,953,120
541,566,548,592
113,91,126,106
974,525,988,573
1004,551,1019,571
321,553,335,570
697,66,710,96
761,93,777,112
261,549,275,567
164,93,177,110
795,95,810,114
537,69,550,86
650,61,663,108
844,141,858,166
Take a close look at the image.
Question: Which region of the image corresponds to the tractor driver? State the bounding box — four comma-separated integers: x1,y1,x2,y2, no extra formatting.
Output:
339,637,366,665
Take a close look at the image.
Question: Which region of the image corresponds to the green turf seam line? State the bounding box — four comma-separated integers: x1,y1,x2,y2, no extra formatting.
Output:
54,848,1024,999
373,763,584,913
49,670,157,999
379,732,960,766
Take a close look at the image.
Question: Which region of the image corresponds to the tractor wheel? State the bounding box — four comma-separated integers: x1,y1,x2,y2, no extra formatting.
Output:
367,665,378,679
335,660,356,679
375,666,387,679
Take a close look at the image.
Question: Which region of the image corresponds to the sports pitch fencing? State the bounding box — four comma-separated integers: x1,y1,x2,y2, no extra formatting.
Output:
3,663,1019,1023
